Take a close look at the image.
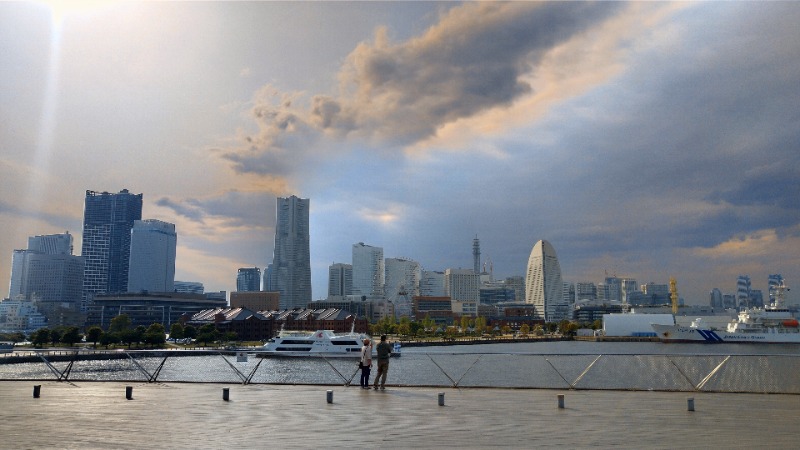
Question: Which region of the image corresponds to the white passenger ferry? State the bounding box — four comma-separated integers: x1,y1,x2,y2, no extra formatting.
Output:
256,329,401,357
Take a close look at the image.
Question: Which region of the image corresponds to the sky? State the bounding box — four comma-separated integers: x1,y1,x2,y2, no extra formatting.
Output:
1,1,799,306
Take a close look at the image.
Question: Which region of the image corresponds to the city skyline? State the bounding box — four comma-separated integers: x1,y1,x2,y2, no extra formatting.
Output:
1,2,799,305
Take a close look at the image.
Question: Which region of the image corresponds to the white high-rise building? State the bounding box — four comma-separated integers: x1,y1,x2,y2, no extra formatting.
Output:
352,243,384,298
420,271,445,297
127,219,177,293
525,240,563,322
445,268,479,302
385,257,421,317
328,263,353,297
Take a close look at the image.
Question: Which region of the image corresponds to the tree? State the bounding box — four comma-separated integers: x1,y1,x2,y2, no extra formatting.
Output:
421,315,435,333
61,327,82,346
144,323,166,347
520,323,531,336
109,314,132,334
474,316,487,335
32,329,50,348
100,332,119,348
86,326,103,348
224,331,238,343
169,323,185,340
501,325,512,335
183,325,197,340
397,316,411,336
460,316,470,334
591,319,603,331
49,328,62,346
196,324,219,346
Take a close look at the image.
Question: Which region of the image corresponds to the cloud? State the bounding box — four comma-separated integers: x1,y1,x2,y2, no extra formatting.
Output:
220,2,622,178
156,190,273,230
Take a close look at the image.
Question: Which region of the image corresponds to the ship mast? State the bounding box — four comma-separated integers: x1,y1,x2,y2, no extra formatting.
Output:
669,277,679,315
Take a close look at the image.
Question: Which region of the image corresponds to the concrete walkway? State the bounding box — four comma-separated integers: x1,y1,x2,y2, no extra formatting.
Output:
0,382,796,449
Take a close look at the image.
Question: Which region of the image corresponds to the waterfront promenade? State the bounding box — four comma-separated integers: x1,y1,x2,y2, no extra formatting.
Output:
0,381,796,449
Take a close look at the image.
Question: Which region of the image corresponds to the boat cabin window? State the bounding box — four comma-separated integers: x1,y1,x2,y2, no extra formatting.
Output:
331,340,359,346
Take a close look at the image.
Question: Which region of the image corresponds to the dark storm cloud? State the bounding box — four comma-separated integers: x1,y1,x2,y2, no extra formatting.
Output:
157,191,271,229
156,197,205,223
526,3,800,257
222,1,622,176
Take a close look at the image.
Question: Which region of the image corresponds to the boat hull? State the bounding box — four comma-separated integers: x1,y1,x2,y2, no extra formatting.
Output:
652,324,800,343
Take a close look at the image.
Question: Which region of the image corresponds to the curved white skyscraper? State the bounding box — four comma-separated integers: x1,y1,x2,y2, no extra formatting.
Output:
525,240,563,322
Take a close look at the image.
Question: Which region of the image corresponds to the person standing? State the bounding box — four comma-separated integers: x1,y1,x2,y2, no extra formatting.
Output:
373,334,392,390
359,338,372,389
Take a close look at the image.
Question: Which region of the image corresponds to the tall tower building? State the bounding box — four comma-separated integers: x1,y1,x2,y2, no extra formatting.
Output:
271,195,311,309
385,257,421,317
236,267,262,292
736,275,751,308
525,240,563,322
81,189,142,309
768,274,784,307
709,288,724,308
328,263,352,298
472,236,481,274
352,242,384,298
127,219,177,293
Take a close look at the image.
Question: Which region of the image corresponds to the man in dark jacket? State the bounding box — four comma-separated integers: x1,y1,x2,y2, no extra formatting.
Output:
373,335,392,389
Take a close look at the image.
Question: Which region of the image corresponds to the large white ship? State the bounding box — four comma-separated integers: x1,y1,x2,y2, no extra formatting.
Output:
255,329,401,357
653,280,799,343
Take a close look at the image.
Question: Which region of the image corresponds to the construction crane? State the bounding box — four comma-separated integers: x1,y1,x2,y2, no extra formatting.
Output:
669,277,679,315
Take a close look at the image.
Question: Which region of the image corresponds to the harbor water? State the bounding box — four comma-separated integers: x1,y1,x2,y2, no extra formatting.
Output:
2,341,798,393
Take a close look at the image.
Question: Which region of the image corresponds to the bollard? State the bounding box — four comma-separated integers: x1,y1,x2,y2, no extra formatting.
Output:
557,394,565,409
326,390,333,404
223,388,230,401
687,397,695,411
438,392,445,406
125,386,133,400
33,385,41,398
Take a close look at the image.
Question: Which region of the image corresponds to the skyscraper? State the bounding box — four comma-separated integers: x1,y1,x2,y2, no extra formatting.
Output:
352,242,384,298
8,232,84,323
736,275,751,308
525,239,563,322
270,195,311,309
127,219,177,293
328,263,352,297
236,267,262,292
385,257,421,317
9,232,83,302
768,274,784,307
420,270,445,297
81,189,143,310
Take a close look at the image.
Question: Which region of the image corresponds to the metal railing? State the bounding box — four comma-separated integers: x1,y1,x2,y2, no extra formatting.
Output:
1,351,798,394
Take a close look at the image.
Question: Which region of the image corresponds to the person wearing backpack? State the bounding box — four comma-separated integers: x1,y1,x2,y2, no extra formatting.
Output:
373,334,392,390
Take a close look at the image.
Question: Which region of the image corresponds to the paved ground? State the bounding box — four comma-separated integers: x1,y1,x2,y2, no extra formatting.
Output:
0,381,796,449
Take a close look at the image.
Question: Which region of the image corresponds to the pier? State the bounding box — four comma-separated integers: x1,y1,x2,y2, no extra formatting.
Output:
0,381,796,449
